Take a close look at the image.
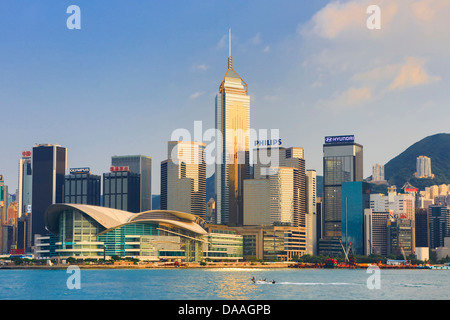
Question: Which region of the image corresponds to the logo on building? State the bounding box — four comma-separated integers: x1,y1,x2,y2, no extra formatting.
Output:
325,135,355,144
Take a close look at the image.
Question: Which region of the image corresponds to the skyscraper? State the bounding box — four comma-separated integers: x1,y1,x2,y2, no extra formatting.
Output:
111,155,152,212
161,141,206,218
17,151,33,252
64,168,101,205
244,146,306,228
306,169,317,255
103,166,140,213
31,144,66,243
341,181,370,255
428,205,450,249
215,33,250,226
0,175,7,253
320,135,363,255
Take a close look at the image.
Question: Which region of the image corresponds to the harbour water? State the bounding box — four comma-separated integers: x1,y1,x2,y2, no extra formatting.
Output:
0,267,449,300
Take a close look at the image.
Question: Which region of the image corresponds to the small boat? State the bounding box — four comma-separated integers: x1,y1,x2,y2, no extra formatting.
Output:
251,277,275,284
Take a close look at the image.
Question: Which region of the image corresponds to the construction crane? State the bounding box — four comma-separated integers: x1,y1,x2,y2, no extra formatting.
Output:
339,238,355,265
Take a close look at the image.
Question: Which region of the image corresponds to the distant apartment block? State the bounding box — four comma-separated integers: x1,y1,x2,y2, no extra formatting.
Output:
371,163,386,184
415,156,434,179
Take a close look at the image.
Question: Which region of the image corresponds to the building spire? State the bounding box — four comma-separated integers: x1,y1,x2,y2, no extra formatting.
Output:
228,28,233,69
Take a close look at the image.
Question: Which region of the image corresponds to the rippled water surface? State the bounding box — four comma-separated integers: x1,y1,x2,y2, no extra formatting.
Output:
0,268,449,300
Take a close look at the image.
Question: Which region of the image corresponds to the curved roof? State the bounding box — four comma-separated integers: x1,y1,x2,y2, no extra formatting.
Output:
45,204,136,235
45,204,207,237
129,210,207,235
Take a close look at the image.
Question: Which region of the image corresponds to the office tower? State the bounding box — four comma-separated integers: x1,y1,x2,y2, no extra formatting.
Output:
428,205,450,249
18,151,32,219
415,156,433,179
103,166,140,213
111,155,152,212
320,135,363,255
341,181,370,255
17,151,33,252
0,175,7,253
31,144,67,243
244,167,298,226
387,218,415,256
372,163,385,182
369,186,415,220
306,170,317,255
316,197,323,243
64,168,101,205
244,146,306,228
206,198,216,224
415,208,429,248
364,209,388,256
215,40,250,226
161,141,206,218
285,149,306,228
243,179,270,225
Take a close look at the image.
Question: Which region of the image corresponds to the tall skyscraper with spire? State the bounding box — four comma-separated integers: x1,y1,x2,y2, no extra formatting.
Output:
215,29,250,226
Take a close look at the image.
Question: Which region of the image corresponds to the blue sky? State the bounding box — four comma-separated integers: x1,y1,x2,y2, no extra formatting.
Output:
1,0,449,194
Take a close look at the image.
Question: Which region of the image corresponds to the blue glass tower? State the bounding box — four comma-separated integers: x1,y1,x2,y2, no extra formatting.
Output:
341,181,370,255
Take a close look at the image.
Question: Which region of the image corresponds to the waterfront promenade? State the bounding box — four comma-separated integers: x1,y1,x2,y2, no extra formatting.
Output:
1,261,448,270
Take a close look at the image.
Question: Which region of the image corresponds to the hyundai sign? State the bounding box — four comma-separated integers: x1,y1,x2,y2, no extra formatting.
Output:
325,135,355,144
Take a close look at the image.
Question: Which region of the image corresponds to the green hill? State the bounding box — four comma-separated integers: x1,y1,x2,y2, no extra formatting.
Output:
384,133,450,190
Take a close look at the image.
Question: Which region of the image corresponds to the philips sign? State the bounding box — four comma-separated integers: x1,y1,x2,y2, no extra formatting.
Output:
325,135,355,144
254,139,282,147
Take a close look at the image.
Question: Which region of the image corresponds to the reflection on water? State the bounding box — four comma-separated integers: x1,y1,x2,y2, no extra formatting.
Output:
0,268,449,300
205,270,259,300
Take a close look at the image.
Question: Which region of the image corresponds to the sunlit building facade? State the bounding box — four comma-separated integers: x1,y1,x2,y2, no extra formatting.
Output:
215,54,250,226
111,155,152,212
43,204,208,261
161,141,206,219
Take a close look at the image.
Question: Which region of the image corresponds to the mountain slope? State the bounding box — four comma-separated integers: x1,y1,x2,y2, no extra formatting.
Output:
384,133,450,190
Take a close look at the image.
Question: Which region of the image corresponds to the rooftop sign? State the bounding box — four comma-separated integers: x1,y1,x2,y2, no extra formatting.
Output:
325,135,355,144
110,166,130,172
22,151,32,158
70,167,91,174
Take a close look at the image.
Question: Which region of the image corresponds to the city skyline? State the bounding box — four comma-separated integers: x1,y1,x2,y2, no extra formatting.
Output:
1,0,450,194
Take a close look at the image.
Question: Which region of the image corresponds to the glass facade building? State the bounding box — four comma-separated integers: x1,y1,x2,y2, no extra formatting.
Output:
103,171,140,213
320,137,363,255
203,227,243,261
64,171,101,206
215,54,250,226
341,181,370,255
111,155,152,212
43,204,208,261
161,141,206,219
429,205,450,249
387,218,415,256
31,144,67,244
17,152,33,252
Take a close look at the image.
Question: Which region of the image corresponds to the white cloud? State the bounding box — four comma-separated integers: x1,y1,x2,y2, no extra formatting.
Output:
299,0,398,39
296,0,448,115
389,57,440,90
192,64,209,71
189,91,204,100
317,87,372,111
216,34,228,49
250,32,261,45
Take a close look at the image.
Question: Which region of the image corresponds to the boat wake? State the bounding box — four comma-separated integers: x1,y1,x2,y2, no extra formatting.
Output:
275,282,362,286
